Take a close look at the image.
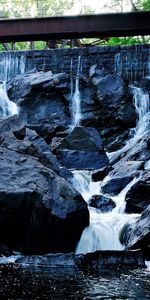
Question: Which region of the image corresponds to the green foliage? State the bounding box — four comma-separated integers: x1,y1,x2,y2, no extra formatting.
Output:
135,0,150,10
107,36,150,46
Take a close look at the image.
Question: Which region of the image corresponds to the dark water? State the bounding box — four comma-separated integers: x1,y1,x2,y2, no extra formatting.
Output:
0,264,150,300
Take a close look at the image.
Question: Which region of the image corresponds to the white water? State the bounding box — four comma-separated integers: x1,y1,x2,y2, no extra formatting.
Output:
145,160,150,170
108,86,150,161
0,54,26,117
74,171,140,254
0,53,26,82
71,56,82,127
145,261,150,270
74,85,150,255
0,82,18,116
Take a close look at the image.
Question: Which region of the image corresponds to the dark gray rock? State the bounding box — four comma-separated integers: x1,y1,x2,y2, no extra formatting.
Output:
0,114,26,138
89,195,116,212
101,161,143,196
93,73,125,103
15,249,146,269
0,116,88,254
122,205,150,259
7,71,70,126
57,149,109,170
76,250,145,269
125,171,150,213
58,126,104,151
101,177,133,196
0,115,73,182
56,126,109,170
0,146,89,254
91,166,112,182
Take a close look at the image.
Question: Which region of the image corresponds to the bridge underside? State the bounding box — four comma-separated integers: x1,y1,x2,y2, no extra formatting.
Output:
0,12,150,43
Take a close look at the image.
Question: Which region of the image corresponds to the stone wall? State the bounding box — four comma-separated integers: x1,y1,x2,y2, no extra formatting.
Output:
0,44,150,80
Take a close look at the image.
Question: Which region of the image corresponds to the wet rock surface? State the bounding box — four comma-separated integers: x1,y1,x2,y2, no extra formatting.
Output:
7,65,137,150
122,205,150,258
125,171,150,213
0,116,89,255
89,195,116,212
7,71,70,126
56,127,109,170
15,249,145,269
101,161,144,196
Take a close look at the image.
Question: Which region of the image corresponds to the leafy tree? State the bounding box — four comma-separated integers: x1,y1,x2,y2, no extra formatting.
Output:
135,0,150,9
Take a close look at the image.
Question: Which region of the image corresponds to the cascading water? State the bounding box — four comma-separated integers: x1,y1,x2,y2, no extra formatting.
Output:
0,82,18,117
74,83,150,255
108,86,150,162
0,53,26,117
71,56,82,127
73,171,140,254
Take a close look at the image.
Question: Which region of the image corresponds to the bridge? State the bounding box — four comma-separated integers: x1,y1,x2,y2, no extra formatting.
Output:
0,11,150,43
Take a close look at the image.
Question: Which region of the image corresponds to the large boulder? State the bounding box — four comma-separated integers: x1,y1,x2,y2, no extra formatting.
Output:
0,116,89,254
7,71,70,126
121,205,150,259
56,126,109,170
125,171,150,213
0,146,89,254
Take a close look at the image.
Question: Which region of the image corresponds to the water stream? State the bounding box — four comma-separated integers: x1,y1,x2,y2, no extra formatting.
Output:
73,84,150,256
108,86,150,162
71,56,82,127
73,170,140,254
0,54,27,117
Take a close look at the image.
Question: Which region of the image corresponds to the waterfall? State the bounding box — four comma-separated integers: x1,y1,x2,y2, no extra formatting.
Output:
74,81,150,255
114,52,146,82
108,86,150,161
0,82,18,117
0,53,26,81
0,53,27,117
73,170,140,254
71,56,82,127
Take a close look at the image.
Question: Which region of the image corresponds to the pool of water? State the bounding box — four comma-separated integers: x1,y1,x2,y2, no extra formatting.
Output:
0,264,150,300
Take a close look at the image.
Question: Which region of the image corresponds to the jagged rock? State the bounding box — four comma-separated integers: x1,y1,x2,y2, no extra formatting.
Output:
91,166,112,182
101,161,143,196
7,71,70,126
7,66,137,151
0,115,72,182
0,114,26,138
58,126,104,151
0,115,88,254
0,146,89,254
94,73,125,103
110,132,150,166
56,126,109,170
57,150,109,170
121,205,150,259
101,177,132,196
125,171,150,213
89,195,116,212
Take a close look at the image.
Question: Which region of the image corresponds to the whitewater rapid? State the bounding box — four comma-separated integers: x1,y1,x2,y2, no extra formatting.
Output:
73,85,150,255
